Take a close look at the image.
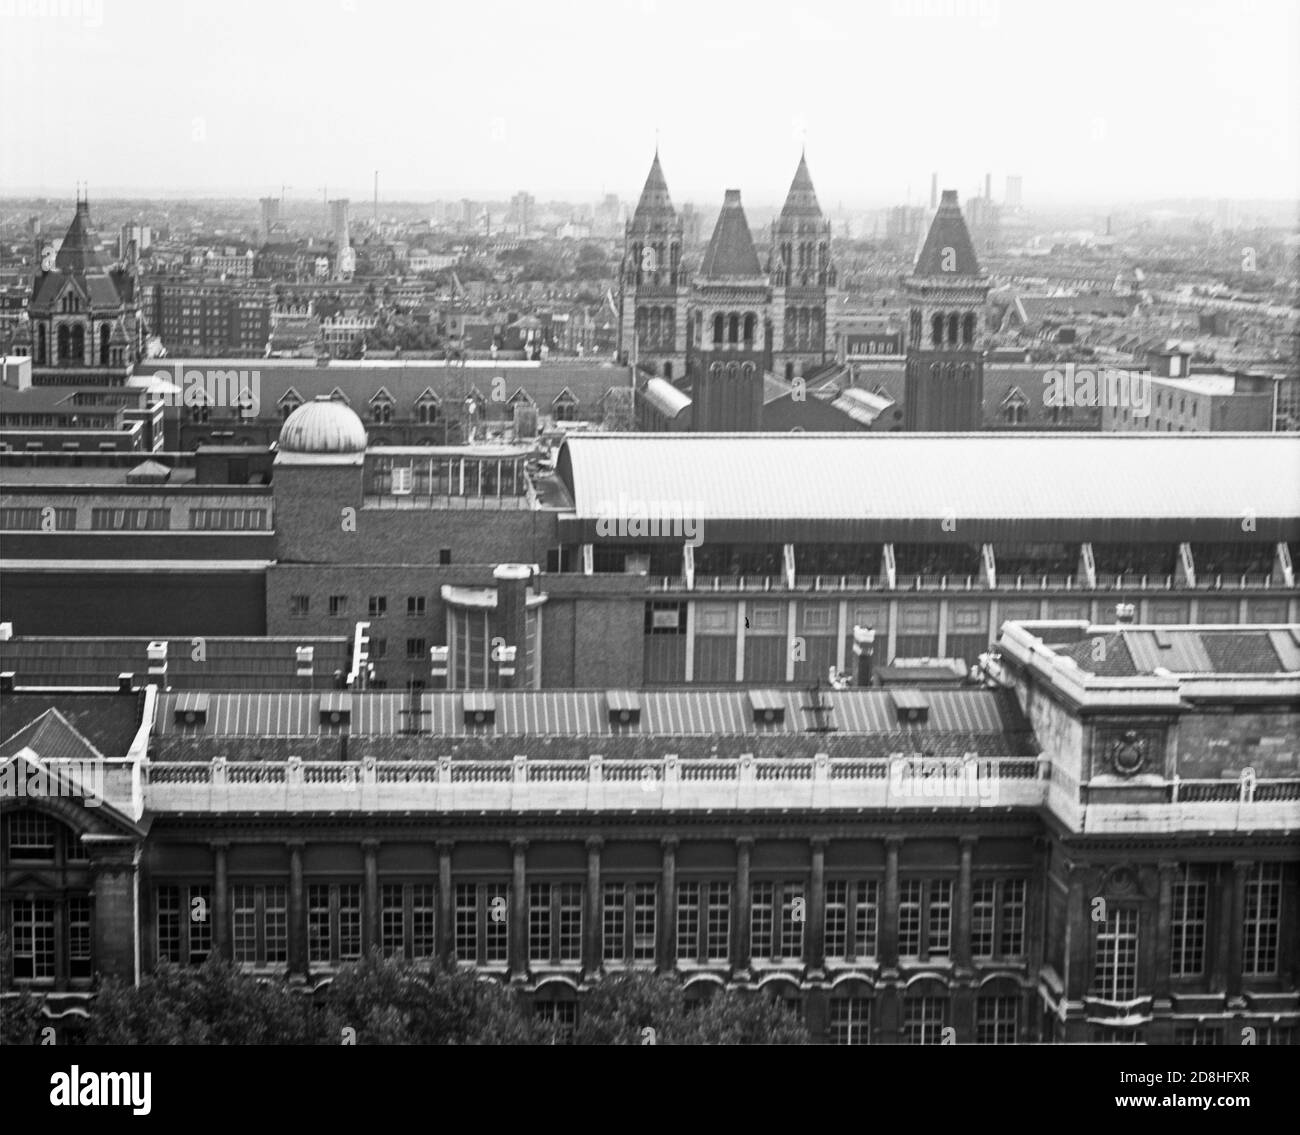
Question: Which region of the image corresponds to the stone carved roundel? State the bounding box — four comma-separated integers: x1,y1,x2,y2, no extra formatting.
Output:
1109,729,1147,776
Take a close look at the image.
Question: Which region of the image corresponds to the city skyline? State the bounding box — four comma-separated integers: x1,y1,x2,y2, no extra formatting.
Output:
2,0,1298,205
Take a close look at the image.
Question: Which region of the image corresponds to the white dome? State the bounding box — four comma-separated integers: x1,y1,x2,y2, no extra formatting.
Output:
278,396,367,454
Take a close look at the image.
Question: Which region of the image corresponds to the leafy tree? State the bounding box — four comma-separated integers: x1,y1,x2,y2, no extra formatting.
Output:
0,933,48,1046
318,952,538,1045
85,959,317,1045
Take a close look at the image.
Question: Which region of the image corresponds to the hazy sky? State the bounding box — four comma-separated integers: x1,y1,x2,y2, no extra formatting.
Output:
2,0,1297,207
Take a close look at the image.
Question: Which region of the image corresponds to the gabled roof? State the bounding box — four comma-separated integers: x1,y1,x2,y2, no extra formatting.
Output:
0,707,104,764
630,151,676,231
911,190,982,278
778,151,823,223
699,190,763,279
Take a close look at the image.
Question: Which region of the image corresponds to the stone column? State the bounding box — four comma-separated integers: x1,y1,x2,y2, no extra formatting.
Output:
1154,861,1177,1000
807,838,827,978
734,837,753,979
881,836,902,970
955,836,976,971
211,841,230,960
660,837,678,971
362,839,380,954
1226,860,1250,999
288,840,307,978
585,837,603,977
438,840,454,964
509,838,528,983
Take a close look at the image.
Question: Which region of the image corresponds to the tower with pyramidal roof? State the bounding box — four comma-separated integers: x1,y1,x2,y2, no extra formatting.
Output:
902,189,990,431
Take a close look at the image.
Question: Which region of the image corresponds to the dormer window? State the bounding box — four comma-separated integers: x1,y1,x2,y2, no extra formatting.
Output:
415,388,441,425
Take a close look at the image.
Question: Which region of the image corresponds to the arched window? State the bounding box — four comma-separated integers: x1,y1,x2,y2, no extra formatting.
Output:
944,363,956,383
910,310,922,347
742,363,755,380
961,363,972,383
785,362,795,381
99,324,110,364
70,325,84,362
931,314,943,347
663,362,672,379
713,314,724,344
664,307,675,346
930,363,940,381
963,313,976,345
728,314,739,344
947,313,959,346
2,809,94,985
743,313,756,345
37,324,47,364
727,363,739,382
57,324,71,361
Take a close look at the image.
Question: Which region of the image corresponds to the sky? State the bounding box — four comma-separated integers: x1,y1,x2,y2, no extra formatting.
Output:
1,0,1298,208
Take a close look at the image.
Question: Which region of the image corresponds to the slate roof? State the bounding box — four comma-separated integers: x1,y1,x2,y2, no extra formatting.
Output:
911,190,983,278
630,151,676,231
699,190,763,279
777,152,823,223
1042,627,1300,677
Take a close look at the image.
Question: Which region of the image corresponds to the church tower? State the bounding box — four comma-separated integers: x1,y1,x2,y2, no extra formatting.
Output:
687,189,768,431
770,151,836,382
902,189,989,430
618,151,687,380
17,193,143,385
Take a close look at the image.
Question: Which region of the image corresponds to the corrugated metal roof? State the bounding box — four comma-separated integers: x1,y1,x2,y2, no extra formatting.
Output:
153,688,1026,739
559,434,1300,522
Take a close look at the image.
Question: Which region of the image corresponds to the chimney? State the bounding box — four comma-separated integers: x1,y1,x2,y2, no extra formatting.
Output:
1115,603,1136,624
853,625,877,686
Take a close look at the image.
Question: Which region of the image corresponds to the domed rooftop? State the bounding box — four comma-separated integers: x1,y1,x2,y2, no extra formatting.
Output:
278,395,368,454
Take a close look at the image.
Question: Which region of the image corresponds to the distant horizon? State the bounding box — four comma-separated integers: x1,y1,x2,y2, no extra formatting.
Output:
2,0,1297,205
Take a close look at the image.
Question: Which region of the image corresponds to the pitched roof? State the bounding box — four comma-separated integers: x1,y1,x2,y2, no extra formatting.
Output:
630,151,676,231
0,707,104,764
912,190,982,277
53,200,110,274
778,152,823,222
699,190,763,279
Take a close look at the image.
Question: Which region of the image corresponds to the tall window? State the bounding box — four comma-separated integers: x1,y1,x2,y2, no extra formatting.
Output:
827,997,871,1045
824,880,879,961
1094,908,1139,1000
10,900,55,980
750,881,804,964
1170,872,1208,978
603,882,657,964
307,884,362,966
972,879,1027,959
1243,863,1282,976
677,881,729,964
899,879,952,959
156,884,213,965
380,883,436,960
975,995,1019,1044
528,882,582,966
231,884,288,968
902,994,948,1044
454,883,508,966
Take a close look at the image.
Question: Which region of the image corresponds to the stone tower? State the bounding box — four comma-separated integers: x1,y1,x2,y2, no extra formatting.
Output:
770,151,836,382
618,151,688,380
687,189,769,431
17,194,143,385
902,190,989,431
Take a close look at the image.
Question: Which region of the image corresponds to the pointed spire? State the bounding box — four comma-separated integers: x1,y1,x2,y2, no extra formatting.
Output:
630,151,676,232
911,189,982,277
699,189,762,279
779,151,823,223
